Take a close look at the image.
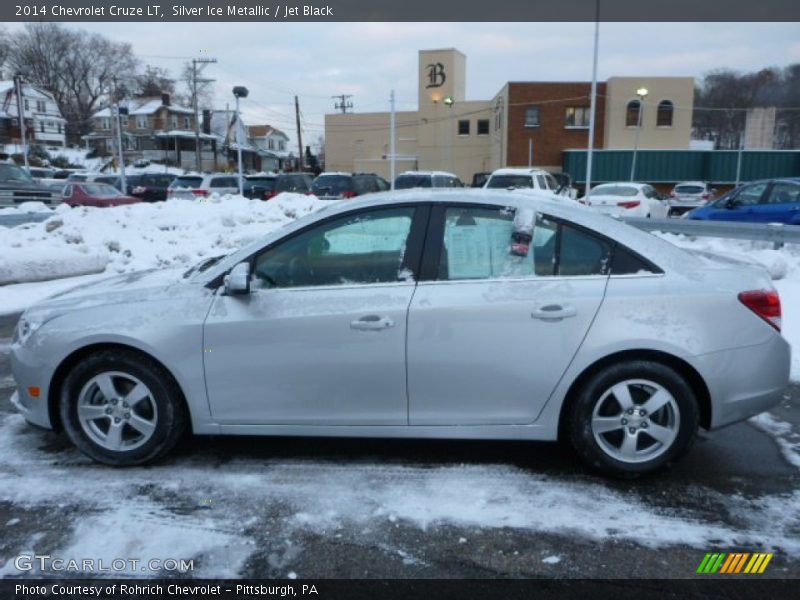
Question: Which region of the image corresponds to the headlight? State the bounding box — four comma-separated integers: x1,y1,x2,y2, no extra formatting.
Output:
13,316,40,346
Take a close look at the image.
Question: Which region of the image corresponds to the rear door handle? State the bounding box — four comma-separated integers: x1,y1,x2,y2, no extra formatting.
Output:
350,315,395,331
531,304,577,321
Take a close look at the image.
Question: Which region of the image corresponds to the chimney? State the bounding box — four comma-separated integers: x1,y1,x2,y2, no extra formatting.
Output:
202,109,211,134
161,92,170,106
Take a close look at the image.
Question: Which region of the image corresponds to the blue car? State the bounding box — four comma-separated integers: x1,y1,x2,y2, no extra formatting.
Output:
687,178,800,224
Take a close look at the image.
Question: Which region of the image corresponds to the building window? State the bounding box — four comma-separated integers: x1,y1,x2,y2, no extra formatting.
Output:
458,120,470,135
36,100,46,112
57,123,62,133
184,116,190,129
524,106,540,128
657,100,674,127
39,121,45,133
565,107,591,128
137,116,148,129
23,99,29,111
170,116,178,129
268,139,275,150
626,100,641,127
477,119,489,135
279,141,285,151
100,118,110,130
120,117,128,128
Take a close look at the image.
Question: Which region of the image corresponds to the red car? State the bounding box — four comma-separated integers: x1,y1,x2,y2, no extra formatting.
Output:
62,182,141,207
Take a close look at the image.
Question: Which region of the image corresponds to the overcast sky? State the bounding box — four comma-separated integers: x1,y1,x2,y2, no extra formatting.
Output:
7,22,800,149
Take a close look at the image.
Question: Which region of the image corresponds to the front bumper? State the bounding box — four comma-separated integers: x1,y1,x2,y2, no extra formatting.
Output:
695,333,791,429
9,343,55,430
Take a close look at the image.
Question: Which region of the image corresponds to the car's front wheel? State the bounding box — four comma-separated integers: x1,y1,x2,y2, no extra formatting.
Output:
568,360,699,477
60,350,187,466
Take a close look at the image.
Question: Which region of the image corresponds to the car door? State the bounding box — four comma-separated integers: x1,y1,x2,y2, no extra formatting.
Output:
407,204,610,425
202,204,428,425
752,181,800,224
707,182,768,221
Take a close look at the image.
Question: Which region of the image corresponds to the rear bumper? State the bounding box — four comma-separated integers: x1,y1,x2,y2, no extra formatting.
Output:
695,334,791,429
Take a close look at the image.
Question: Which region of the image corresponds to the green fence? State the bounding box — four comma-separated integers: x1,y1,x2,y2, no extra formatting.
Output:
563,149,800,184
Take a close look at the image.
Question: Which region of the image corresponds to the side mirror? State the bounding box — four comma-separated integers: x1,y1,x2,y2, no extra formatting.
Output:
224,262,251,295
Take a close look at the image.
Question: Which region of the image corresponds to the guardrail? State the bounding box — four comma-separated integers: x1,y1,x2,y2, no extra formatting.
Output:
620,217,800,248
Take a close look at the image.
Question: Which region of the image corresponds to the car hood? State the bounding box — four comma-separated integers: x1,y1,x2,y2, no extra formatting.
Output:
24,268,207,321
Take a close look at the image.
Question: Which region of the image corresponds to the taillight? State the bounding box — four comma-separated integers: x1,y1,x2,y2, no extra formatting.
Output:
191,189,208,197
264,191,278,200
738,289,781,331
342,191,357,199
617,200,641,209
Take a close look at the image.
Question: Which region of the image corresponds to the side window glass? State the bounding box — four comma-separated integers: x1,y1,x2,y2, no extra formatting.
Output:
438,207,611,281
765,182,800,205
736,183,767,206
536,175,547,189
253,207,415,289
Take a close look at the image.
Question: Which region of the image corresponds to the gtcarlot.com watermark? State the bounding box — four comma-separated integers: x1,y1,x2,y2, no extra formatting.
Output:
11,553,194,573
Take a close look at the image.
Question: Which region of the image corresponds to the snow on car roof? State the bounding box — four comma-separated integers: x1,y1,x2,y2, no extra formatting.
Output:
398,171,458,177
490,168,550,176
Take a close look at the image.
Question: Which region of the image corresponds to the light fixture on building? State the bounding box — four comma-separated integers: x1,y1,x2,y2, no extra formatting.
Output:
443,96,455,107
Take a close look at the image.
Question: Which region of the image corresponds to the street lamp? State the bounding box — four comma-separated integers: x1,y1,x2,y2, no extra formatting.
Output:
442,95,454,172
232,85,249,196
630,87,648,181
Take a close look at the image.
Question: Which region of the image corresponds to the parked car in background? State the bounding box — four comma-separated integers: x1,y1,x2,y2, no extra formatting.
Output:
549,172,579,199
471,171,491,188
687,178,800,224
26,167,56,180
263,173,315,200
0,161,60,208
667,181,716,216
66,172,120,186
11,190,789,477
167,173,240,199
484,168,560,193
582,182,668,219
311,172,389,200
125,173,177,202
244,173,277,200
394,171,463,189
62,182,140,207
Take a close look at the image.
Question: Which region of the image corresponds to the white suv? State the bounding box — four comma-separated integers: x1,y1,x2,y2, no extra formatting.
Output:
167,173,241,199
484,168,560,194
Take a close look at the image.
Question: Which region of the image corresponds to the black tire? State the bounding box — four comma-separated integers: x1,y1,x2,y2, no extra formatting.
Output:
567,360,699,478
60,349,188,466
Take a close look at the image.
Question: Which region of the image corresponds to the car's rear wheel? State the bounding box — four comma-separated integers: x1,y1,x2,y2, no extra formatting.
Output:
60,350,187,466
568,360,699,477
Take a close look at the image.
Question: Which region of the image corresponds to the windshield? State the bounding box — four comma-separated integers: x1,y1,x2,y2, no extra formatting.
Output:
312,175,351,195
82,183,122,197
170,176,203,189
183,254,227,278
0,163,34,183
675,185,704,194
395,175,432,189
486,175,533,189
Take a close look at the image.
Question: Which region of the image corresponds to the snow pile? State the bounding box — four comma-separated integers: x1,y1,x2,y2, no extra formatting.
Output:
0,201,54,215
0,192,327,286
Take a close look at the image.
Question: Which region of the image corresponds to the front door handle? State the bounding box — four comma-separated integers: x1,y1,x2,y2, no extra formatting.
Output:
532,304,577,321
350,315,395,331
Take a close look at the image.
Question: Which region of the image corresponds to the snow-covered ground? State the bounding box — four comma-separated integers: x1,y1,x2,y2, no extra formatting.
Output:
0,410,798,578
0,192,326,287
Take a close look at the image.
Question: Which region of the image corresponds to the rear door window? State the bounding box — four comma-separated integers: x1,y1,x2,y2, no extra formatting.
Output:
763,181,800,205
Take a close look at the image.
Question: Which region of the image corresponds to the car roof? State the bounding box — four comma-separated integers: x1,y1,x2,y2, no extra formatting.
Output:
398,171,458,177
489,168,550,177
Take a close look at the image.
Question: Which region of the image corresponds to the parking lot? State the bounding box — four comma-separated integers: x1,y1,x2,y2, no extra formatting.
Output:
1,311,798,579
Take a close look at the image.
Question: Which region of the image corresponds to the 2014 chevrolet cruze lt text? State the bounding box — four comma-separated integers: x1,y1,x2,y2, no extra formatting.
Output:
10,190,790,476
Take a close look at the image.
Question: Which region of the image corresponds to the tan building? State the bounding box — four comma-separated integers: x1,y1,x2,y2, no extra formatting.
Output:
325,49,695,184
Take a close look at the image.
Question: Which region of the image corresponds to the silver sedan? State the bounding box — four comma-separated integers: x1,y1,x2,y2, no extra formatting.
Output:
10,190,790,476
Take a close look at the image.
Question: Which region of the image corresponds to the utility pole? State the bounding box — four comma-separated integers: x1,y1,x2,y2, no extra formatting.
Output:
191,57,217,172
13,74,29,170
389,89,396,189
112,77,127,194
332,94,353,114
295,95,303,172
585,0,600,196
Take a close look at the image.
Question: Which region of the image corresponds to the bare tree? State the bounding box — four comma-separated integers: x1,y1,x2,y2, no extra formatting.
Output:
7,23,139,144
134,65,176,98
0,26,10,78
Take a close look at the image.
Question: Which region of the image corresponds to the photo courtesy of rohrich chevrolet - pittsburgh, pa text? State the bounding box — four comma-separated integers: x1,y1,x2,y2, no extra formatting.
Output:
0,1,798,598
